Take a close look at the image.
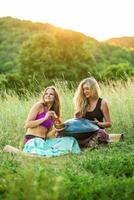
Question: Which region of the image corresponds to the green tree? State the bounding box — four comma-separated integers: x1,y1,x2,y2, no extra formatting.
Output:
101,63,134,81
18,31,96,82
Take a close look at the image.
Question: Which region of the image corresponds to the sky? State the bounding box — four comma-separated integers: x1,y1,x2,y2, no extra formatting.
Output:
0,0,134,41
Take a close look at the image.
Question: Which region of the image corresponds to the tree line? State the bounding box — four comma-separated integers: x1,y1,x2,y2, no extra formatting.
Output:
0,17,134,94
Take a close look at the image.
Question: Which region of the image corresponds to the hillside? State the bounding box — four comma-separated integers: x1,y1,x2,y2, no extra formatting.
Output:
0,17,56,73
0,16,94,74
105,36,134,49
0,16,134,89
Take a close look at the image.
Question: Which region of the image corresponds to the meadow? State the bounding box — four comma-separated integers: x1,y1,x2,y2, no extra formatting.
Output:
0,80,134,200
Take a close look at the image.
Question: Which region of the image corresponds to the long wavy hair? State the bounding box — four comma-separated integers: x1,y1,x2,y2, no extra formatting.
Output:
41,86,61,117
73,77,101,116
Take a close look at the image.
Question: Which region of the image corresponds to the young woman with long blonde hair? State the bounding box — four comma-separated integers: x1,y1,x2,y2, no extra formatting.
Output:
73,77,112,146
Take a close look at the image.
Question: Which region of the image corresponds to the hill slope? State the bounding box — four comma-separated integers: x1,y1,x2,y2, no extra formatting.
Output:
105,36,134,49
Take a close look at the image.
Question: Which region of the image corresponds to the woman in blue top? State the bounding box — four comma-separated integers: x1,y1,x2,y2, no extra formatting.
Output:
73,77,112,146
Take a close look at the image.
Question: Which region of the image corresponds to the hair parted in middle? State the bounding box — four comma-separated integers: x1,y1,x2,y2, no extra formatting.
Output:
73,77,101,116
41,86,61,117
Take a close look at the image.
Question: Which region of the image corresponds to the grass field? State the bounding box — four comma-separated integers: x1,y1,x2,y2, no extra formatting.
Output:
0,80,134,200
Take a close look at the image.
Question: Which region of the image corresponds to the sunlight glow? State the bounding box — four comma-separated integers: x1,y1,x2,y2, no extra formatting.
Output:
0,0,134,41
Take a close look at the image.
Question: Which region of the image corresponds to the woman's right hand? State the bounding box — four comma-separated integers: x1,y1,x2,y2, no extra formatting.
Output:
44,111,56,120
75,112,82,119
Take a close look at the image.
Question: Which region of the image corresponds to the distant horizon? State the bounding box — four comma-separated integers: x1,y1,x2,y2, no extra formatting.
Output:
0,0,134,41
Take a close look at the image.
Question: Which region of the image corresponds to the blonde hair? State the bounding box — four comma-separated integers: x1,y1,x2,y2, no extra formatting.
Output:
42,86,61,117
73,77,101,116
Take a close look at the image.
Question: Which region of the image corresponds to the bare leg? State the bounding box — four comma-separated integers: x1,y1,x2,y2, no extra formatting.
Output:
3,145,23,154
108,134,124,142
3,145,43,158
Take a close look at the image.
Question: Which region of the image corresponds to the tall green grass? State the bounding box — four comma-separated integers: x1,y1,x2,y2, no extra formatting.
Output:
0,80,134,200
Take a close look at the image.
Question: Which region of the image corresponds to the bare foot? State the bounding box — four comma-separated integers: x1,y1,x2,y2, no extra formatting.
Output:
3,145,23,154
109,134,124,142
3,145,44,158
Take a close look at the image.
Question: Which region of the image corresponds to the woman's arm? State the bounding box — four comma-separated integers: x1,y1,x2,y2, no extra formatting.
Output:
97,99,112,128
74,111,83,118
24,102,55,129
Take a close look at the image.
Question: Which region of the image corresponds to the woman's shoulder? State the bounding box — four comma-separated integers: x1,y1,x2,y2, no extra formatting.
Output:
31,101,45,111
101,98,109,107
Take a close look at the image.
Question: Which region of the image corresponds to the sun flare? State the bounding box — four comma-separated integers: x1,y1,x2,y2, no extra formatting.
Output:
0,0,134,41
